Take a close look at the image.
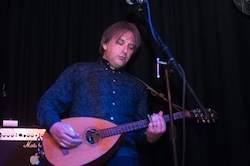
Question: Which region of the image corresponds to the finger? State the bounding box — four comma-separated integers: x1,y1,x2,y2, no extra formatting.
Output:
59,138,82,148
147,121,154,129
62,126,80,142
59,141,65,147
67,125,78,135
71,138,83,145
59,140,70,148
152,114,165,131
155,118,166,132
151,113,159,127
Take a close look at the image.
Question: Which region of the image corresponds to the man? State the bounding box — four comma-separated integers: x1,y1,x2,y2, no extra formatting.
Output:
37,21,166,166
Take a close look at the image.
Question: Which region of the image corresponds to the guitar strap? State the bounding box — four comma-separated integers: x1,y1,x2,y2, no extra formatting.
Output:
136,78,167,101
136,77,184,112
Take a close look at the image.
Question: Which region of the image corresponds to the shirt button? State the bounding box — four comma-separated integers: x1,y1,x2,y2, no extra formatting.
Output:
112,91,116,94
110,117,114,120
112,102,115,106
113,79,116,82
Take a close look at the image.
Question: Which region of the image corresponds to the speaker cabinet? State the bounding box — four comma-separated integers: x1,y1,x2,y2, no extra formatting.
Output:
0,140,46,166
0,128,46,166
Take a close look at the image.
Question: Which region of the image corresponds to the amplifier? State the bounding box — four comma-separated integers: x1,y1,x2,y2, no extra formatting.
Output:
0,128,47,166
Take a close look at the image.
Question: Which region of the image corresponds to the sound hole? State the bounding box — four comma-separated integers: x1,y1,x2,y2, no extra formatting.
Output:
85,129,100,144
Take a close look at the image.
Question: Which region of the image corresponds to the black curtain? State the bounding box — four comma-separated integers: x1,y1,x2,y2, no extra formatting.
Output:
1,0,249,166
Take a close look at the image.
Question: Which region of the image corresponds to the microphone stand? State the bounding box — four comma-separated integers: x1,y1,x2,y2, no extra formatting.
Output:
133,2,209,166
135,1,208,115
134,4,181,166
164,66,179,166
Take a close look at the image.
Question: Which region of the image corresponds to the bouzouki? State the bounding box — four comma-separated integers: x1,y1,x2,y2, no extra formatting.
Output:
42,108,217,166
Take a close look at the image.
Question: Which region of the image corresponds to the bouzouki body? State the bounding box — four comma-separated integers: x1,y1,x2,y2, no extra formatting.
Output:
43,117,124,166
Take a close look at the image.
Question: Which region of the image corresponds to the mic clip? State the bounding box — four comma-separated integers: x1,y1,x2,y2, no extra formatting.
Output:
157,58,168,78
157,58,168,65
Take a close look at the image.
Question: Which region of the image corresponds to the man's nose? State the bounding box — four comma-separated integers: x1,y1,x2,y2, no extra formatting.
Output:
122,45,128,53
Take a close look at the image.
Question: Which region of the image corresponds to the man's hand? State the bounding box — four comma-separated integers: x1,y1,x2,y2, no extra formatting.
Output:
49,122,83,148
146,111,166,143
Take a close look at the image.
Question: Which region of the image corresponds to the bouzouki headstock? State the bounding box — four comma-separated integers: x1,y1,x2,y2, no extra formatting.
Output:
188,108,218,123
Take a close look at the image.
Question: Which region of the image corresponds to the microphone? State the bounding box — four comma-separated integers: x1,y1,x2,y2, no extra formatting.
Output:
126,0,147,5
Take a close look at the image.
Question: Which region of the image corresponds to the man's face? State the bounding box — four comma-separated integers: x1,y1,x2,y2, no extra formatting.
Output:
102,31,136,69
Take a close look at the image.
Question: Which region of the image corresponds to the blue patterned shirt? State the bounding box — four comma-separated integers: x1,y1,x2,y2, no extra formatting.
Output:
37,57,149,158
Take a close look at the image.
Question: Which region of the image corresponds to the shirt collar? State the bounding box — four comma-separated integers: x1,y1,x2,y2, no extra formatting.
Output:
97,57,125,72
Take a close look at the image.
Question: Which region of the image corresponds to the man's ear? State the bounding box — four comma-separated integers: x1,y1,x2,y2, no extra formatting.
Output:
102,43,107,51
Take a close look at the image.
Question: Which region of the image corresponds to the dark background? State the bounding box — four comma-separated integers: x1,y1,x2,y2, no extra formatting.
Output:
1,0,249,166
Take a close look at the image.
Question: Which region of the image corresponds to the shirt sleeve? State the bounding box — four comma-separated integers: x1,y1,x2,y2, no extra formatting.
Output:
36,65,76,130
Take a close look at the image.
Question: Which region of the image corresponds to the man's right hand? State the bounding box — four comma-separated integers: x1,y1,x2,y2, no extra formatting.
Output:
49,122,83,148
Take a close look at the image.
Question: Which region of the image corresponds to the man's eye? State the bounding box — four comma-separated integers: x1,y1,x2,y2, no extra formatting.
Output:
117,39,124,45
116,39,135,50
129,44,135,50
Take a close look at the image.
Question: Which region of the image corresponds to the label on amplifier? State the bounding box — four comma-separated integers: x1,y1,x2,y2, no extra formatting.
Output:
0,128,46,141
